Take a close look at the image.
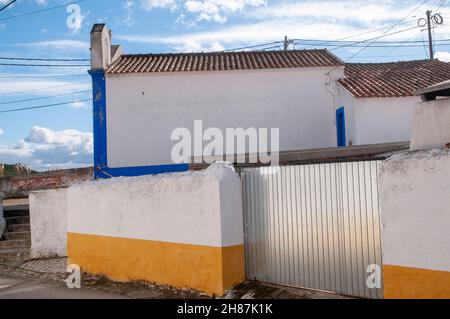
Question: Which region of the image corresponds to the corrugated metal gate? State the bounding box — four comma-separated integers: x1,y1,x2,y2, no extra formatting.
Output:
241,161,383,299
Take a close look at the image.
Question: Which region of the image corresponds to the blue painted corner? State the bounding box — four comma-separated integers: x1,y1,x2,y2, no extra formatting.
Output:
89,70,108,179
336,107,346,148
89,70,189,179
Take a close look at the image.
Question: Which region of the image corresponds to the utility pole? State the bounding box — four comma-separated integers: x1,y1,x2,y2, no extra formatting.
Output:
426,10,434,59
418,10,444,60
283,36,294,51
284,36,289,51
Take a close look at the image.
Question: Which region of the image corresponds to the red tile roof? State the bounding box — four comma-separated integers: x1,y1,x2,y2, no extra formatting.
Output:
106,49,343,74
339,60,450,98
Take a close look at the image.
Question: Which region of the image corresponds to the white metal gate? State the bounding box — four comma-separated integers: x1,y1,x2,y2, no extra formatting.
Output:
241,161,383,299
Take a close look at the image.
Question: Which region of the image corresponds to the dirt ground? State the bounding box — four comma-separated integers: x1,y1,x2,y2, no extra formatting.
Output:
0,258,350,299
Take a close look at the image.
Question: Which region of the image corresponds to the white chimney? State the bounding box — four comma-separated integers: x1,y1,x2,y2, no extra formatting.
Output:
90,24,122,71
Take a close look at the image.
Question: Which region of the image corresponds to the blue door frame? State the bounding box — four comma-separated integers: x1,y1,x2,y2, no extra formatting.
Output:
336,107,346,148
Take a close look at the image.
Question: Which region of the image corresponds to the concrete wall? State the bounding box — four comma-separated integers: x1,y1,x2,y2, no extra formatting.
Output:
67,163,244,296
411,98,450,151
336,84,418,146
379,149,450,298
105,67,344,168
29,189,67,258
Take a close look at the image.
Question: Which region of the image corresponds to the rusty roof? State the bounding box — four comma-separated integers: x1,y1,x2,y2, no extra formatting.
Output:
339,60,450,98
105,49,343,74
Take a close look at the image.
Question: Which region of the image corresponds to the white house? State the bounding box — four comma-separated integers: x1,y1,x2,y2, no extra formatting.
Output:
89,24,450,178
336,60,450,146
90,24,345,178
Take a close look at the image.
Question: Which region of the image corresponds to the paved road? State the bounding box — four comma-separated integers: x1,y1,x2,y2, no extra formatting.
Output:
0,276,128,299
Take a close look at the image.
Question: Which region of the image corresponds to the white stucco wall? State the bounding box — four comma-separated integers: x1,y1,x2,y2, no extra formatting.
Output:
335,84,356,146
105,67,344,168
29,189,68,258
411,98,450,151
379,149,450,272
336,84,419,146
353,96,418,145
67,163,243,247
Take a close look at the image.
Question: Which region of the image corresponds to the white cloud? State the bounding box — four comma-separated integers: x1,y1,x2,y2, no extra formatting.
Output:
184,0,267,23
141,0,178,11
117,19,360,52
436,51,450,62
0,126,93,171
118,0,450,53
70,101,90,109
12,40,89,52
0,128,4,136
117,0,136,27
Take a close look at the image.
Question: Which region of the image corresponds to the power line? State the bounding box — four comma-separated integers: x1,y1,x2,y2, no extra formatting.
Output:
0,90,91,106
2,82,90,96
0,74,89,79
327,26,420,51
436,0,448,11
224,41,283,52
0,56,89,62
325,0,432,75
0,63,89,67
0,99,91,114
0,0,17,13
0,0,87,22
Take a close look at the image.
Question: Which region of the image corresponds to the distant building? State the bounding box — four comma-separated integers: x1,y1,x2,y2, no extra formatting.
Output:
336,60,450,146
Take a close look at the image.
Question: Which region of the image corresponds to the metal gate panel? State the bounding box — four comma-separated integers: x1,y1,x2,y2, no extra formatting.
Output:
241,161,383,299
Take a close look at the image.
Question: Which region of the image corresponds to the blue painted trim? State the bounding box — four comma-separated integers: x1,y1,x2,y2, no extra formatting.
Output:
89,70,189,179
336,106,347,147
96,164,189,179
89,70,108,179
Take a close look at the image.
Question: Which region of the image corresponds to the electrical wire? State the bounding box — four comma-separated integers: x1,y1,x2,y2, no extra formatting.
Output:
223,41,283,52
0,0,87,22
2,82,90,96
0,56,89,62
0,0,17,13
0,90,91,106
0,74,89,79
0,63,89,67
0,99,91,114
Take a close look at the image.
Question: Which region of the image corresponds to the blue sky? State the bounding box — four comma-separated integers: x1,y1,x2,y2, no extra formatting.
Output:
0,0,450,170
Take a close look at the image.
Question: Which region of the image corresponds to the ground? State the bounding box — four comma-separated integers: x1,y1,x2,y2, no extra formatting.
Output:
0,258,350,299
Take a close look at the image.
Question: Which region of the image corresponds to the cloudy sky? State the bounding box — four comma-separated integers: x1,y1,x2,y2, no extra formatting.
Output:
0,0,450,171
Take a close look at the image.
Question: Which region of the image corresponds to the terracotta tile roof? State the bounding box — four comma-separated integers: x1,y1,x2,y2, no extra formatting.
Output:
339,60,450,98
106,49,343,74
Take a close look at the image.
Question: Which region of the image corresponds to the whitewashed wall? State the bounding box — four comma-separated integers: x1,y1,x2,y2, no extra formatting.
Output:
105,67,344,168
336,84,419,146
334,84,356,146
353,96,418,145
67,163,243,247
379,150,450,272
411,98,450,151
29,189,68,258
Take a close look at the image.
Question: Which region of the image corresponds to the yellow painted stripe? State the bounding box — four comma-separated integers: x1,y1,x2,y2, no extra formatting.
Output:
67,233,244,296
384,265,450,299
